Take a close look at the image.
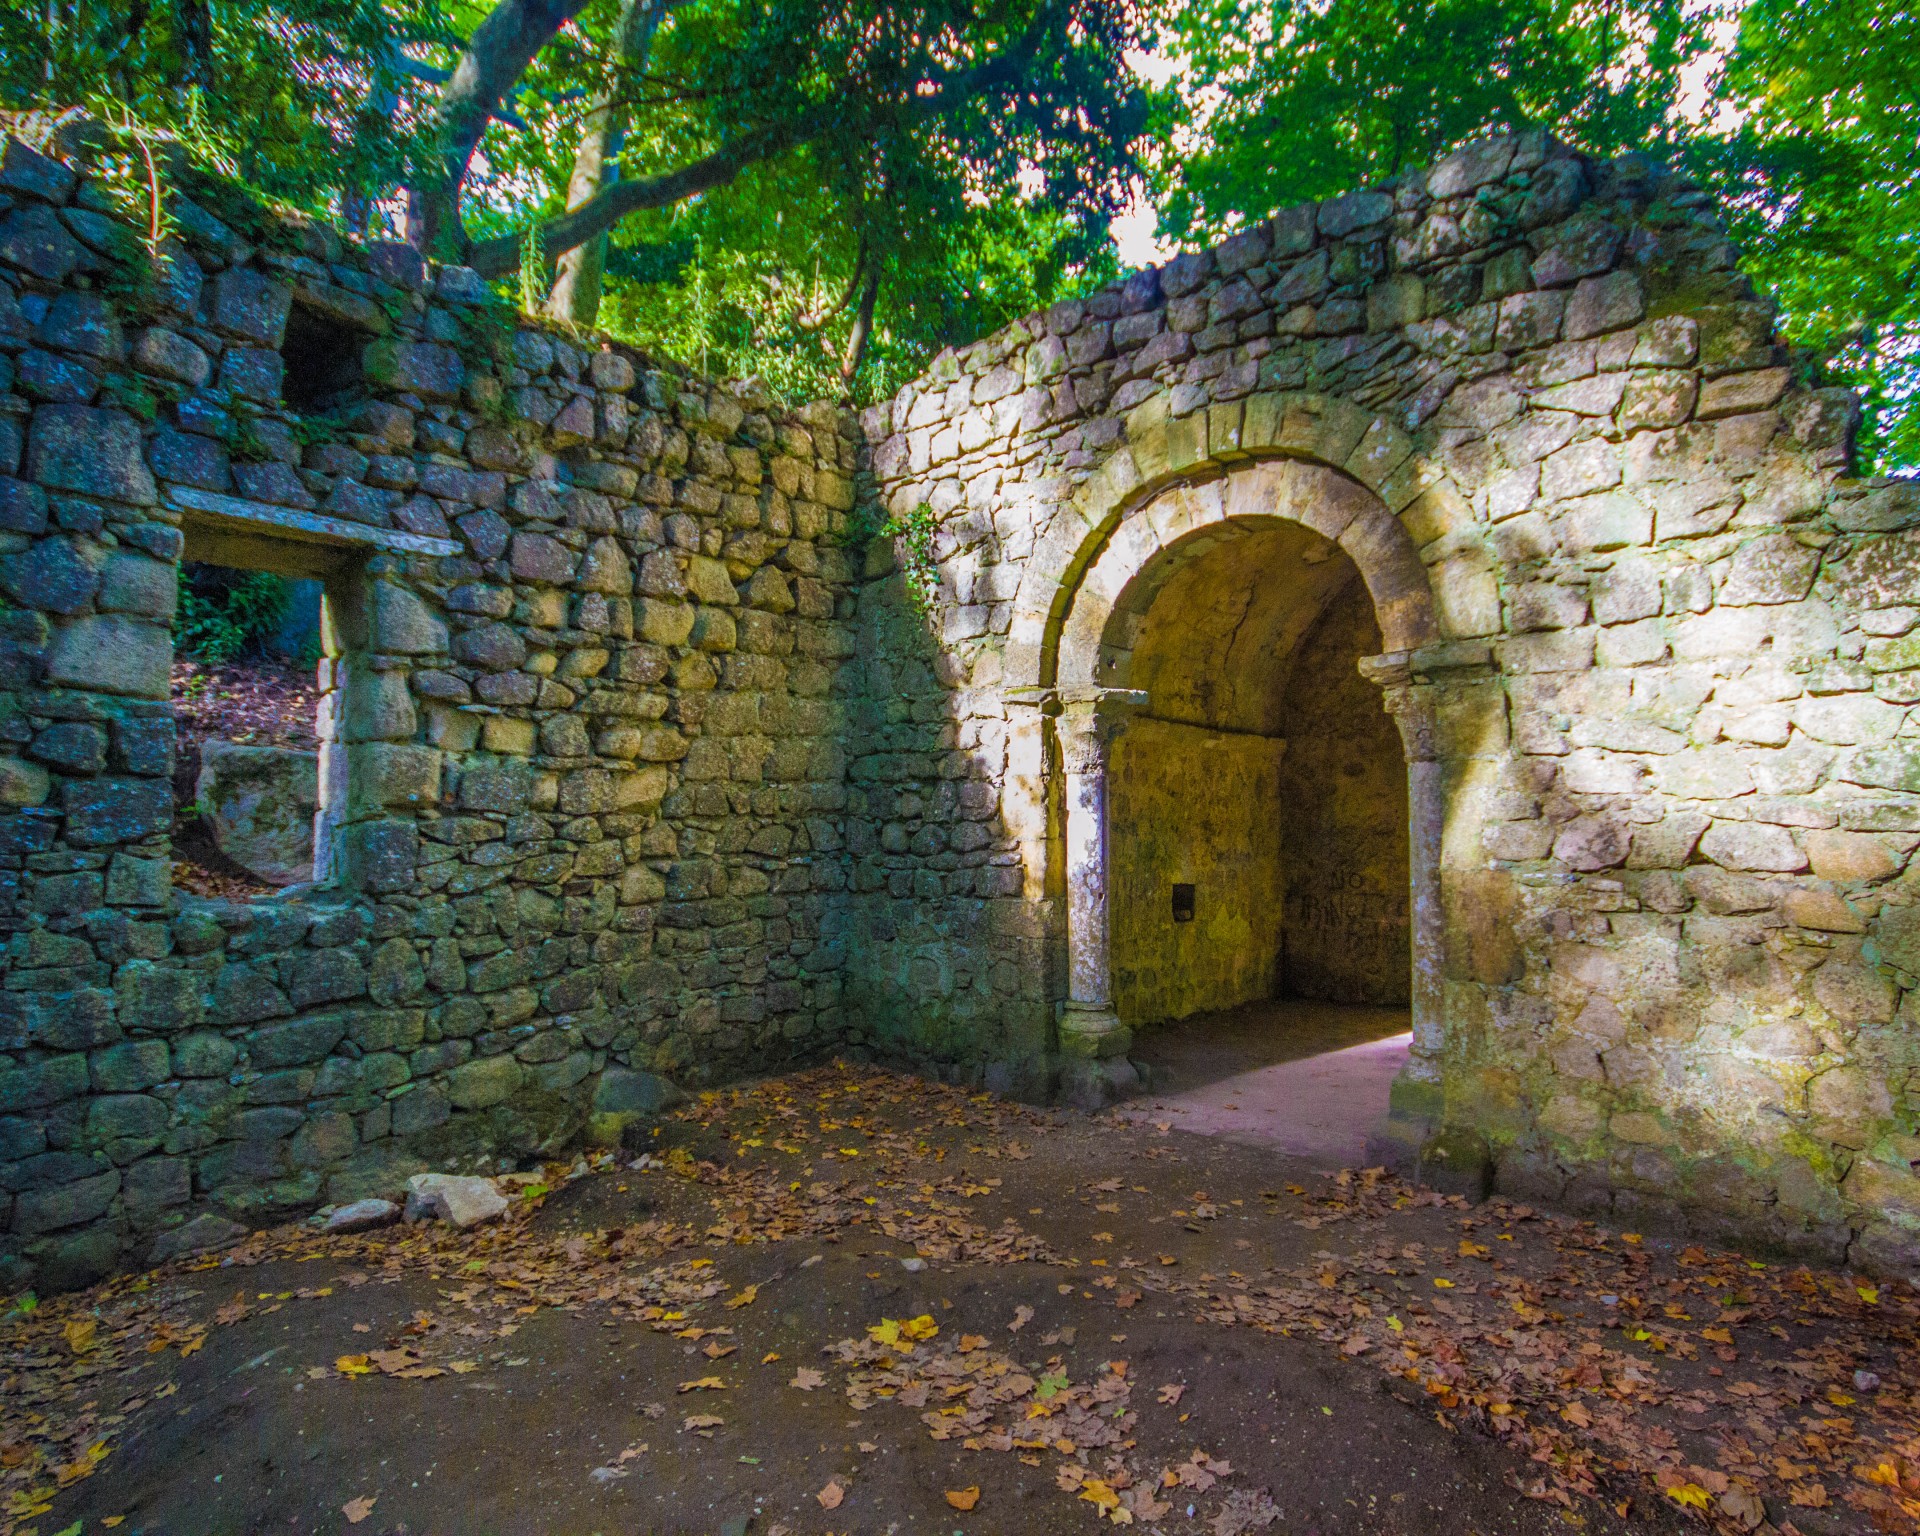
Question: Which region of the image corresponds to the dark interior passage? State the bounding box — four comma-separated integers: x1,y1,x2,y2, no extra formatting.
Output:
1276,575,1411,1006
1106,520,1410,1028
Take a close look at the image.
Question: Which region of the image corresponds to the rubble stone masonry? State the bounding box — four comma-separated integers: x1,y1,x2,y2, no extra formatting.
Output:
2,121,1917,1289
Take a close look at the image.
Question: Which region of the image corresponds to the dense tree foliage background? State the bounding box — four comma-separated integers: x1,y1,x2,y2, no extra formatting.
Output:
0,0,1910,461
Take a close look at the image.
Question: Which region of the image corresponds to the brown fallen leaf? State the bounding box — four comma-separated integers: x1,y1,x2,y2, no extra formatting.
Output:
945,1486,981,1510
818,1479,846,1509
789,1367,826,1391
63,1318,98,1354
1157,1383,1185,1405
343,1494,377,1524
1009,1305,1034,1333
682,1414,724,1432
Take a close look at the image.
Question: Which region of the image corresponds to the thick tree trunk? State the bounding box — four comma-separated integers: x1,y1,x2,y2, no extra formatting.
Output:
547,0,667,327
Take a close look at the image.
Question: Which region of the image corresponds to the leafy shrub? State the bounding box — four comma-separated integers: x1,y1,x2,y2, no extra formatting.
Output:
174,564,292,662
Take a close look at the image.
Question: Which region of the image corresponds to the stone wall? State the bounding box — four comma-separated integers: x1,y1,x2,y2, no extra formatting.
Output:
6,118,1920,1288
857,130,1920,1276
1109,716,1284,1024
0,128,861,1292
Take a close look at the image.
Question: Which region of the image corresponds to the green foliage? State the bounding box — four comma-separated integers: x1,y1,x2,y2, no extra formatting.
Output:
595,158,1122,404
1149,0,1919,470
875,502,941,612
0,0,424,224
1153,0,1707,242
175,565,293,663
1681,0,1920,471
462,0,1145,395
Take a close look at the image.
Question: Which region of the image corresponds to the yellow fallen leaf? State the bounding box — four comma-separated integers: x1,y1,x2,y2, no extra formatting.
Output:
1386,1315,1403,1333
1433,1278,1455,1289
946,1487,981,1510
1861,1461,1902,1488
1080,1478,1121,1511
1701,1326,1732,1344
677,1376,727,1392
343,1494,377,1524
902,1314,938,1341
1621,1233,1643,1246
105,1518,126,1528
1458,1240,1489,1258
1857,1285,1880,1305
1663,1483,1710,1510
63,1319,97,1354
335,1354,372,1377
725,1284,759,1310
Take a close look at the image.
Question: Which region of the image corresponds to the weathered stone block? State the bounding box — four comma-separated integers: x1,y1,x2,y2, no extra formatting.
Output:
62,775,171,845
197,742,317,886
1699,820,1806,873
44,615,171,698
91,1039,169,1092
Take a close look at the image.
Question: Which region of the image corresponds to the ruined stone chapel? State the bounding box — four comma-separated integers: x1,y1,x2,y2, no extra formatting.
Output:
1,121,1917,1294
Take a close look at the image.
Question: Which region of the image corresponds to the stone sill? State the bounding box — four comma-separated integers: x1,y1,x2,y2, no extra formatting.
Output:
166,487,462,561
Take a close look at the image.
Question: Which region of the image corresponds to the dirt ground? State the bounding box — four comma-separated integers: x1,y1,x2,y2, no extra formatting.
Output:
3,1065,1916,1536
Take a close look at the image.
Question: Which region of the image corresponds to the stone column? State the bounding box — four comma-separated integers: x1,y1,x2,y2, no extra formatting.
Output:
1056,689,1145,1062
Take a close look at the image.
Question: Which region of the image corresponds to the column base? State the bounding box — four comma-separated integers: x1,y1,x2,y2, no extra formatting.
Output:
1059,1005,1131,1060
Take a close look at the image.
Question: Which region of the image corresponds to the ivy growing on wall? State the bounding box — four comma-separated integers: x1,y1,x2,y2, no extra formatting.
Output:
846,500,940,612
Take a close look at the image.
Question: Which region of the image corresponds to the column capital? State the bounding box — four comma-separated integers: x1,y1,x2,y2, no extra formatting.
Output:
1056,688,1148,773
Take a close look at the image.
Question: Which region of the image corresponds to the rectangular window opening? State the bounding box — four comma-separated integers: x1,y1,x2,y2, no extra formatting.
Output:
1171,882,1196,923
171,558,326,899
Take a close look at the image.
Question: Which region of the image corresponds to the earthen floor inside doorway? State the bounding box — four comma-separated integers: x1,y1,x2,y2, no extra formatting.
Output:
1122,998,1410,1164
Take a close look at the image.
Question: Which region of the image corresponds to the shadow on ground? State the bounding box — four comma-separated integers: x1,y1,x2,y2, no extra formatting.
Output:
5,1064,1914,1536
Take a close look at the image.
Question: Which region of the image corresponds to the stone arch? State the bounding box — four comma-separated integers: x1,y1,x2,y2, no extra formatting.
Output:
1055,458,1439,704
1004,390,1461,697
1019,431,1454,1100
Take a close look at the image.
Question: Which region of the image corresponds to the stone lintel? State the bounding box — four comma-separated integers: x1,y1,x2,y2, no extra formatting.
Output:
168,487,462,565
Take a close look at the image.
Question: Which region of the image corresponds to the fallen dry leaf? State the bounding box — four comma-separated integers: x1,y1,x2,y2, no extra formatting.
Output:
343,1494,377,1524
945,1486,981,1510
817,1479,846,1510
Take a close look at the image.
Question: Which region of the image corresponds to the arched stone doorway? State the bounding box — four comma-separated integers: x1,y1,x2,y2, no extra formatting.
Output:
1099,521,1411,1021
1032,455,1444,1117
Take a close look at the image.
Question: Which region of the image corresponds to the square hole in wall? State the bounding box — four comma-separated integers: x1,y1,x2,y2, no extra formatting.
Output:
1172,883,1196,923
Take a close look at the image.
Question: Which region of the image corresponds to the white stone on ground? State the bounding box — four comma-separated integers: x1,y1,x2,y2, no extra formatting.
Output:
404,1173,509,1229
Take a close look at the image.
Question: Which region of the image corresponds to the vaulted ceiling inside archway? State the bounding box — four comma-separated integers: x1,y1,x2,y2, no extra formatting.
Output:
1116,522,1371,737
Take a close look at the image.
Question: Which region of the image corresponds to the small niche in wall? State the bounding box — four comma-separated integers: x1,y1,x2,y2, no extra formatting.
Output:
280,300,368,413
1171,883,1196,923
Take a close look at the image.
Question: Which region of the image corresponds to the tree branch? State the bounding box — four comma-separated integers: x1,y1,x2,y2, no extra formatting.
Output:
464,28,1044,276
409,0,593,251
794,234,868,332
